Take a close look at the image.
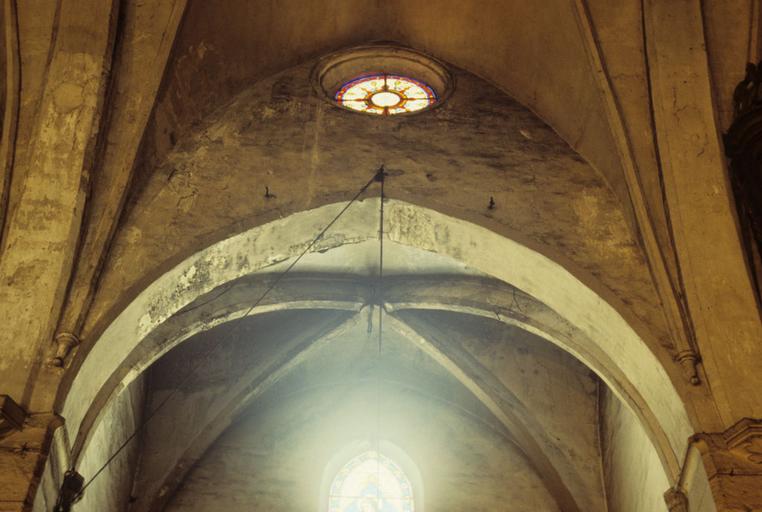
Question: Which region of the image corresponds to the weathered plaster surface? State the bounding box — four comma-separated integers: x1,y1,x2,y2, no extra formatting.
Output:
126,302,605,511
28,378,145,512
70,375,143,512
701,0,758,130
1,0,58,237
163,381,561,512
131,309,354,512
0,0,117,427
644,0,762,425
149,0,637,234
405,310,604,512
601,386,670,512
88,60,671,362
583,0,685,345
681,445,717,512
144,0,383,162
56,0,187,342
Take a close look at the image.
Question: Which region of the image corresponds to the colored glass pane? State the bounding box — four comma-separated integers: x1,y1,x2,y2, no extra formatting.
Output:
335,74,437,115
328,451,415,512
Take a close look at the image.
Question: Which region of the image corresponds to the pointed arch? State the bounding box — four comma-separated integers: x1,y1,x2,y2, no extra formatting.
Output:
60,199,692,488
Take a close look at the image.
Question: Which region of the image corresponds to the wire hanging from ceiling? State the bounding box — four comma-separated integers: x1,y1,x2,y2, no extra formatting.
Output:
54,166,389,512
374,167,386,511
377,167,385,356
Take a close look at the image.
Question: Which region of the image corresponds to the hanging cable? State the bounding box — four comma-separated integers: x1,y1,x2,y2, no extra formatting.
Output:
57,166,387,509
373,166,386,510
376,167,385,355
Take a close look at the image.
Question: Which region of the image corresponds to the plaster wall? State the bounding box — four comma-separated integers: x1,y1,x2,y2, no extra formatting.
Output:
400,310,605,512
418,310,602,456
164,383,560,512
130,305,605,511
701,0,758,130
682,445,717,512
146,1,635,230
144,0,382,161
130,309,354,512
69,375,144,512
583,0,679,288
601,386,669,512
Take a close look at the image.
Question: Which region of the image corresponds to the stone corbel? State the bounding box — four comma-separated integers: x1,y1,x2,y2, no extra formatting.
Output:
675,349,701,385
48,332,80,368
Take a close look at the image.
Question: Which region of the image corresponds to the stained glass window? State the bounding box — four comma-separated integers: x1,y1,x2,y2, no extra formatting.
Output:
328,450,415,512
335,74,437,115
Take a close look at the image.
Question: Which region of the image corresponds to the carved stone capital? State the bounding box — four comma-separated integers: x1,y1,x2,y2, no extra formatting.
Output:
692,418,762,511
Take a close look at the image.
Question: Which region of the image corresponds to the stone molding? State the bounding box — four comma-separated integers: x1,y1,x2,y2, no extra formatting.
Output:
692,418,762,511
663,487,688,512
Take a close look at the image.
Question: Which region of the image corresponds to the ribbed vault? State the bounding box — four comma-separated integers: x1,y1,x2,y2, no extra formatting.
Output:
63,199,689,512
1,2,761,511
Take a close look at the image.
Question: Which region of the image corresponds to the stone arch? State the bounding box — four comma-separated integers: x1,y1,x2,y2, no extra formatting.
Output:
101,274,596,512
60,198,693,489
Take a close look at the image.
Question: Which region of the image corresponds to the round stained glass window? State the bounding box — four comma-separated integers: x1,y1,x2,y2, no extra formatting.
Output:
335,74,437,116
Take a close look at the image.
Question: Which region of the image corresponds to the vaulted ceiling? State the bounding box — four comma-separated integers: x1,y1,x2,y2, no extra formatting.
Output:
2,2,761,512
143,304,601,512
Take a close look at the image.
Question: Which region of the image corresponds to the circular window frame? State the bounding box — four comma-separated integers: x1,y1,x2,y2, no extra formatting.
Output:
312,44,454,117
319,439,425,512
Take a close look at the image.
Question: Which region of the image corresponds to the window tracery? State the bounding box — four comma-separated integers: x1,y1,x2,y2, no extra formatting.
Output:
335,74,437,115
328,450,415,512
